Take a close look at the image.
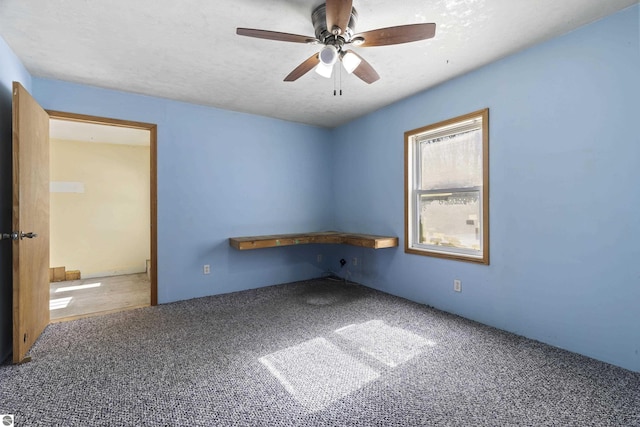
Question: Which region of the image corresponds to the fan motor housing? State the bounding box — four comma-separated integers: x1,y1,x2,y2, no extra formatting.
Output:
312,4,358,45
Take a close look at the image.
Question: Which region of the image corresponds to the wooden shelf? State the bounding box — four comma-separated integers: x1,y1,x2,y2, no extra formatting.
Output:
229,231,398,251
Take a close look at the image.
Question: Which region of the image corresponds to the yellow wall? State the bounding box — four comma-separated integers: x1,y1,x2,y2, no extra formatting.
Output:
50,139,150,278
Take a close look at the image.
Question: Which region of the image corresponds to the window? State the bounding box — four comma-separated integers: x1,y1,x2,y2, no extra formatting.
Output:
405,109,489,264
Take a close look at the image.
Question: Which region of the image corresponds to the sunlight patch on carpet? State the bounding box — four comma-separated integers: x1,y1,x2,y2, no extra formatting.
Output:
335,320,435,367
259,337,380,412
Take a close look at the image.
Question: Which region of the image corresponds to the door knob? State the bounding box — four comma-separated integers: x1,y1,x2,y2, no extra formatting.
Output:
0,231,37,240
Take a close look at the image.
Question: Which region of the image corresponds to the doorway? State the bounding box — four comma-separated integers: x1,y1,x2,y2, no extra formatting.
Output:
46,111,157,322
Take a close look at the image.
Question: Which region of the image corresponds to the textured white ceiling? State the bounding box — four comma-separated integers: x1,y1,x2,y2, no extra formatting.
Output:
0,0,637,128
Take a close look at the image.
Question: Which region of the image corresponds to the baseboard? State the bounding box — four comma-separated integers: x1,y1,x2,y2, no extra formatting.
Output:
81,267,147,279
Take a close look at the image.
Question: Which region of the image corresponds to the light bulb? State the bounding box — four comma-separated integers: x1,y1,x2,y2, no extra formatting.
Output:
315,62,334,78
341,51,362,74
318,45,338,66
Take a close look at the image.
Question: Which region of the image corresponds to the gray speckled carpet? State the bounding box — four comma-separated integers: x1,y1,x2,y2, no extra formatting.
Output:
1,278,639,426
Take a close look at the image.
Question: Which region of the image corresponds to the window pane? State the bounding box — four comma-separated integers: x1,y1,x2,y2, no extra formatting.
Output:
420,129,482,190
405,108,489,264
418,191,481,251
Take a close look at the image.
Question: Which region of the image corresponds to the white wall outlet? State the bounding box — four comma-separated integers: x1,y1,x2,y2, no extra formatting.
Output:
317,254,323,263
203,264,211,275
454,279,461,292
352,257,358,266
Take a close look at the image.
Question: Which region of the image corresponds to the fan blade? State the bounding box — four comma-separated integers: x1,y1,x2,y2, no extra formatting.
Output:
284,53,320,82
236,28,317,44
325,0,353,35
344,50,380,84
354,23,436,47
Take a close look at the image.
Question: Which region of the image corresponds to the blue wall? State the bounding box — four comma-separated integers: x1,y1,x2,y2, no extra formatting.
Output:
331,5,640,372
33,79,334,303
0,37,32,361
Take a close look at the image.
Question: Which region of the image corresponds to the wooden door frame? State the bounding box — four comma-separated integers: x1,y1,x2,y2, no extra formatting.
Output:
46,110,158,306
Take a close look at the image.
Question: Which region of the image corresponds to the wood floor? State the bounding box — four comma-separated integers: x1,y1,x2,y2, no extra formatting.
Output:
49,273,150,322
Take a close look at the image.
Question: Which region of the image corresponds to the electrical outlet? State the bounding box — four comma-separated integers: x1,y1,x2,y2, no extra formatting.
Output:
352,257,358,266
317,254,323,263
454,279,461,292
203,264,210,275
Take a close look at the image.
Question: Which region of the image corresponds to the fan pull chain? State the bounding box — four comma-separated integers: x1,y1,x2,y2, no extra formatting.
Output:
331,64,343,96
333,64,342,96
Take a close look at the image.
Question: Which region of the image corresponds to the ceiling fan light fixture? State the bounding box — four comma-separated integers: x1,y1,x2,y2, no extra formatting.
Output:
315,61,334,78
341,51,362,74
318,45,338,66
236,3,435,84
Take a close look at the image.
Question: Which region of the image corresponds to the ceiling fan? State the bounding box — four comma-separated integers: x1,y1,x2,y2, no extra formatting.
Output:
236,0,436,84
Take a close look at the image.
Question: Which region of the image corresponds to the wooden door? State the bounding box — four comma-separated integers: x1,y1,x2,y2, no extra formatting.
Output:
12,82,50,364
